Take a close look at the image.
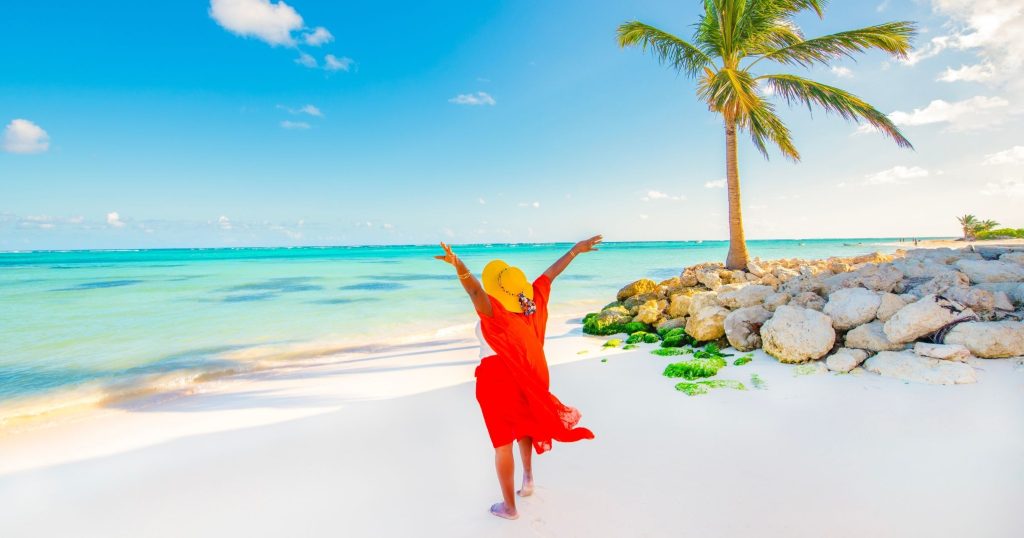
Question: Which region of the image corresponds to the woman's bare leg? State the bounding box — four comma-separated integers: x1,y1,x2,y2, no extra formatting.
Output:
517,437,534,497
490,443,518,519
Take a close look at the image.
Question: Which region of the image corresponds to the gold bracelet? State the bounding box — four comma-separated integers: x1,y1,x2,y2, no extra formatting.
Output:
457,272,471,280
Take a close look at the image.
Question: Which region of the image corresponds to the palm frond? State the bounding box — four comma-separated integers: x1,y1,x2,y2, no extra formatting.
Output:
742,100,800,161
617,21,714,77
756,21,917,68
758,74,913,149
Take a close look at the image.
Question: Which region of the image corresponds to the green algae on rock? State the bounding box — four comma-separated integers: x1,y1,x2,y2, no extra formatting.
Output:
651,347,693,357
733,355,753,366
623,344,639,350
662,356,727,380
674,379,747,395
603,338,622,348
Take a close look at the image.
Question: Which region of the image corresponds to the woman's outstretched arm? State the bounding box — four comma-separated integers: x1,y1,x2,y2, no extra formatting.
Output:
542,235,602,281
435,242,493,317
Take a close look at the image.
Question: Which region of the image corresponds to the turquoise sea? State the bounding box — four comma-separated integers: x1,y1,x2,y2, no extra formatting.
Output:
0,239,904,424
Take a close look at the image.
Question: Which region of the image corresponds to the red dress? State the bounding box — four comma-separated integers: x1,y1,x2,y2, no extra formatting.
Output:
474,275,595,454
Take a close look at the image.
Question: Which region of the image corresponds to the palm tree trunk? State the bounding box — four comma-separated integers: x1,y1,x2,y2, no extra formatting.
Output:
724,115,749,270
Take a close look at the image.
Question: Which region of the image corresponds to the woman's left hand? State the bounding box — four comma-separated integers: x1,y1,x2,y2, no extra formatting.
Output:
573,235,602,255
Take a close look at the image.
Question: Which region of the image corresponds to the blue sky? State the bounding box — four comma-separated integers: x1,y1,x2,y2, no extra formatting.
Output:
2,0,1022,249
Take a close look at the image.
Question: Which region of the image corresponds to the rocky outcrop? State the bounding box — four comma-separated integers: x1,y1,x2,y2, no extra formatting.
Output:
943,321,1024,358
760,306,836,364
875,293,907,322
883,295,974,344
825,348,869,373
724,306,771,352
845,321,906,352
666,294,691,318
791,292,826,311
688,292,720,316
823,288,881,330
718,284,774,309
953,259,1024,284
863,351,977,385
634,299,665,325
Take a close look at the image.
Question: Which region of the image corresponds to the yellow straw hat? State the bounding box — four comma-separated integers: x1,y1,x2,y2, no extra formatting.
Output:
482,259,533,313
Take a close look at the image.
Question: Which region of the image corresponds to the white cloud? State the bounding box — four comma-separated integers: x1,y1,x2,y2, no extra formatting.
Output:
324,54,353,72
478,197,486,204
280,120,310,129
106,212,125,228
831,66,853,78
862,165,930,185
938,62,996,82
449,92,496,106
303,26,333,47
859,96,1010,132
3,119,50,154
294,52,317,68
983,146,1024,165
278,104,322,117
208,0,304,47
704,179,726,189
641,190,686,201
218,215,232,230
980,178,1024,197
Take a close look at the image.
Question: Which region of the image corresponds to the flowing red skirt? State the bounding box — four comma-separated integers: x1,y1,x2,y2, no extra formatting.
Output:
475,355,594,454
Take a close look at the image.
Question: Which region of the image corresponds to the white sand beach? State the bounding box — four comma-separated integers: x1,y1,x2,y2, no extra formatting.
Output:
1,313,1022,538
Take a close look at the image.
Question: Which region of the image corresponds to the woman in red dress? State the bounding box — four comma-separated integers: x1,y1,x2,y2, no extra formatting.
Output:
435,236,600,520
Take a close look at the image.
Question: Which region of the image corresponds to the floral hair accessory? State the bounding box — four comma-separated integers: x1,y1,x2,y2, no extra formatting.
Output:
518,292,537,317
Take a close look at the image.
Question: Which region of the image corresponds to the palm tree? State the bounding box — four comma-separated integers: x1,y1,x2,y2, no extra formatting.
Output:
617,0,916,269
956,214,978,240
977,219,999,233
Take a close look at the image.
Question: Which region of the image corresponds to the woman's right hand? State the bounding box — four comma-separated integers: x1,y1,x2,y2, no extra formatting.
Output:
434,242,458,266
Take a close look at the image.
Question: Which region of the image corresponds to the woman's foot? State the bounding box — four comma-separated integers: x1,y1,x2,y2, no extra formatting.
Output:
490,502,518,520
517,472,534,497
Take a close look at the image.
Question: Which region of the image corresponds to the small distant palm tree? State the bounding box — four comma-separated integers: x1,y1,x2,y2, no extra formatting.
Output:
977,219,999,233
957,214,978,240
617,0,916,269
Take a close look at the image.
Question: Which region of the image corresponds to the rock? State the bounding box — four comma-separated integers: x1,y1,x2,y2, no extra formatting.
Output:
892,258,960,279
824,263,904,294
993,291,1015,311
724,306,772,352
883,294,974,344
617,279,657,302
953,259,1024,284
678,268,698,287
666,294,692,318
685,306,729,342
794,361,829,376
623,291,659,311
825,348,869,373
747,259,766,277
999,251,1024,265
975,283,1024,307
759,305,837,364
845,321,907,352
763,292,790,311
943,321,1024,358
718,284,774,309
942,286,996,314
876,293,907,322
655,317,687,333
688,292,720,317
863,351,977,385
823,288,882,330
696,269,723,291
774,266,800,283
913,342,971,361
791,291,826,311
633,299,664,325
909,271,970,297
597,306,632,325
759,273,781,288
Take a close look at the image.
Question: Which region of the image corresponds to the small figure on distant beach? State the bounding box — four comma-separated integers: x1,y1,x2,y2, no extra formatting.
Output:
435,236,600,520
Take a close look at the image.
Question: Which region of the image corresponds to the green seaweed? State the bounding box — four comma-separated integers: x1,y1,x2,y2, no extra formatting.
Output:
603,338,622,348
660,328,698,348
662,357,727,380
750,373,766,390
794,363,824,376
692,342,733,359
625,331,648,344
733,355,753,366
582,313,654,336
600,358,608,363
674,379,747,396
643,333,660,344
622,344,639,350
650,347,693,357
576,350,589,355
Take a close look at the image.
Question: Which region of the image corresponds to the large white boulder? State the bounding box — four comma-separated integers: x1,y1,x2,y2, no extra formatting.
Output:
908,271,970,298
845,321,907,352
696,269,723,290
953,259,1024,284
791,291,826,311
823,287,882,330
759,305,837,364
875,293,908,322
913,342,971,361
883,294,974,344
863,351,977,385
685,305,729,342
718,284,774,309
825,348,869,373
724,305,772,352
942,321,1024,358
762,292,790,311
999,251,1024,265
687,291,720,317
975,282,1024,307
